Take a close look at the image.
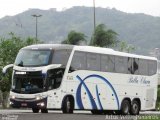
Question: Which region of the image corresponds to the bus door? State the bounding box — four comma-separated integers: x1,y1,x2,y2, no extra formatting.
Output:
47,68,64,108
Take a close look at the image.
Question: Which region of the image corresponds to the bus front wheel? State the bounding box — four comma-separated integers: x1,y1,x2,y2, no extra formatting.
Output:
62,96,74,114
32,108,39,113
41,108,48,113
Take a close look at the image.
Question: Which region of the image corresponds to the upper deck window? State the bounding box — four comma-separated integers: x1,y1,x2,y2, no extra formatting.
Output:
52,49,71,65
15,49,72,67
15,49,51,67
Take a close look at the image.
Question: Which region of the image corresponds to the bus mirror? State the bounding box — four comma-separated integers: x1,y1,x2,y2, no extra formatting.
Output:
42,64,62,74
2,64,14,75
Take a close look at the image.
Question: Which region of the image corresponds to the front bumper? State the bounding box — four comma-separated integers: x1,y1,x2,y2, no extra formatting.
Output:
10,97,47,108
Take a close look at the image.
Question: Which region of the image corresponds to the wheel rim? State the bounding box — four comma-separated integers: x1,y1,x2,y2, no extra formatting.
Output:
122,100,130,115
66,98,71,113
124,104,129,114
132,103,139,114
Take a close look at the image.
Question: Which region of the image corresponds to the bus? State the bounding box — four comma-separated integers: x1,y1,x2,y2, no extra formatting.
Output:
3,44,158,115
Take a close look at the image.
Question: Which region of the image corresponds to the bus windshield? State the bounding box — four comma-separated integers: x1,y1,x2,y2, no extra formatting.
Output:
15,50,51,67
12,71,44,94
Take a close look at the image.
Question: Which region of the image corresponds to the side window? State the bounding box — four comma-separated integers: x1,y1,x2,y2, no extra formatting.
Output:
139,59,148,75
71,51,86,70
87,53,100,71
52,50,71,65
132,58,139,74
127,57,133,74
148,60,157,75
115,56,128,73
101,55,115,72
128,58,139,75
47,68,64,90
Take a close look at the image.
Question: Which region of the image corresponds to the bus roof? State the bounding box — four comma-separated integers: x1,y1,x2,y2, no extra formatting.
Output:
21,44,157,61
22,44,74,50
74,45,157,60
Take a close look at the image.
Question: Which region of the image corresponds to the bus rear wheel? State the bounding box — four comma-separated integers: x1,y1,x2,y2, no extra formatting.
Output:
121,100,130,115
32,108,39,113
130,100,140,115
62,96,74,114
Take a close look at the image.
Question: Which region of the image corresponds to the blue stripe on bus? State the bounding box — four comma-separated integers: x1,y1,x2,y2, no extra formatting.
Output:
76,80,84,109
96,85,103,110
76,74,120,110
76,75,97,109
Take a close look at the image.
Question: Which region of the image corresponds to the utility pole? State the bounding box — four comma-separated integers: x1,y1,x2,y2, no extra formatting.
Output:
90,0,96,45
32,14,42,41
93,0,96,33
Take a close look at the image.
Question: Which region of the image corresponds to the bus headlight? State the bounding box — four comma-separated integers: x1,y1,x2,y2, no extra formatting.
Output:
35,96,43,100
10,95,16,99
37,102,45,107
10,101,13,105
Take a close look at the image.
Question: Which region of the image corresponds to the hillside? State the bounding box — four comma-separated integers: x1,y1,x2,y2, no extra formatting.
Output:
0,6,160,55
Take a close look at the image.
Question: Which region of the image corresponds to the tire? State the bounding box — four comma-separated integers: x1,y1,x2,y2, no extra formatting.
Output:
62,96,74,114
121,100,130,115
130,100,140,115
41,108,48,113
32,108,39,113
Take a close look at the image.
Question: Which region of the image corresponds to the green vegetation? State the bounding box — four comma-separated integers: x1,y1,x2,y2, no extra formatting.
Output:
156,85,160,110
61,30,87,45
90,24,118,47
118,41,135,53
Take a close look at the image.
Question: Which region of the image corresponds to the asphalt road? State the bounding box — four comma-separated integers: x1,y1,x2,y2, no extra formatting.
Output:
0,109,160,120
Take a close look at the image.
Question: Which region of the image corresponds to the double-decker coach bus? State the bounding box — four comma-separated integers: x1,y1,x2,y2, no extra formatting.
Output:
3,44,158,115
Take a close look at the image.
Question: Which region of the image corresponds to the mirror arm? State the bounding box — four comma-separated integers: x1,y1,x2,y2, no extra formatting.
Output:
2,64,14,75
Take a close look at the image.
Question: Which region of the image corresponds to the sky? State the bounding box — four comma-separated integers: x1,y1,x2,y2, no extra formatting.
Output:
0,0,160,18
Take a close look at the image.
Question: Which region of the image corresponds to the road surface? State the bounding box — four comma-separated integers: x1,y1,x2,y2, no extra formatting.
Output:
0,109,160,120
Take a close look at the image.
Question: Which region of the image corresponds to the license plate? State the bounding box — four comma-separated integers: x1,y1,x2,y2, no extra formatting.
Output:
21,103,27,107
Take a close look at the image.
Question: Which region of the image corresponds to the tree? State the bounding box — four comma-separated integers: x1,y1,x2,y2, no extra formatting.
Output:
0,33,41,108
90,24,118,47
156,86,160,110
118,41,135,53
61,30,87,45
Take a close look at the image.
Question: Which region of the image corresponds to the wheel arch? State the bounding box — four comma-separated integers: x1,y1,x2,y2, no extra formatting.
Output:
132,98,141,110
120,97,131,109
61,94,75,109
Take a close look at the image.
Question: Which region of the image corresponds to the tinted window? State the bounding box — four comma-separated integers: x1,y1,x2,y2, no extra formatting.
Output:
71,52,86,70
127,58,133,74
148,60,157,75
128,58,139,74
71,51,156,76
15,50,51,67
139,59,148,75
47,68,64,90
101,55,115,72
115,56,128,73
87,53,100,71
52,50,71,65
133,58,139,74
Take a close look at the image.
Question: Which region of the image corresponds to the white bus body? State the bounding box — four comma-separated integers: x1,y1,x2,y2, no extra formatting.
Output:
7,44,158,115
